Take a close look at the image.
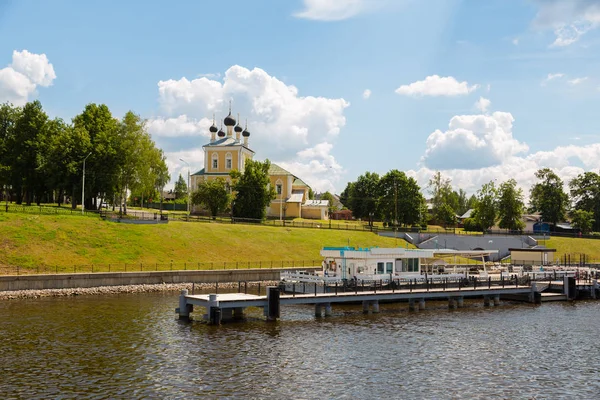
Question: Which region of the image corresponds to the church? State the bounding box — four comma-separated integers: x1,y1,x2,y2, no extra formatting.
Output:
190,107,329,220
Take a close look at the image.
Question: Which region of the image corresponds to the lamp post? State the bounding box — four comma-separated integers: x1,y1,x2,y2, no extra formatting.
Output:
81,152,91,215
179,158,191,215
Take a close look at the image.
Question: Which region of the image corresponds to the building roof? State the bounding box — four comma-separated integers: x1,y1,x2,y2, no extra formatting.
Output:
287,190,304,203
191,168,231,177
460,209,473,219
292,177,307,187
268,163,292,175
304,200,329,207
203,137,255,152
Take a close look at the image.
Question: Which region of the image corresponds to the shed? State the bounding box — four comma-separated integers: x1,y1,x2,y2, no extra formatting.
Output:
509,248,557,266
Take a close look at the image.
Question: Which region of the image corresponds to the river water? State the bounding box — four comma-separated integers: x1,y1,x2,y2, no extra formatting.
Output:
1,291,599,399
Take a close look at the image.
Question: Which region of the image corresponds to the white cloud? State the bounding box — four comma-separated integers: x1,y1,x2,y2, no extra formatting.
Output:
163,148,206,190
421,112,529,170
409,106,600,202
512,38,520,45
541,72,564,85
153,65,349,193
362,89,371,99
474,97,491,113
532,0,600,46
395,75,479,97
568,76,589,85
147,115,211,138
294,0,367,21
278,142,343,193
0,50,56,106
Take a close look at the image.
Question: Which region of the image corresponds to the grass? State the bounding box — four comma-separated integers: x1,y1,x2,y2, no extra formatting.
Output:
543,237,600,262
0,213,413,270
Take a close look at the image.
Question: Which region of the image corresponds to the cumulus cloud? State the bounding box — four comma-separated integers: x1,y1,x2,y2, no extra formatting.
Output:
0,50,56,106
541,72,565,85
152,65,349,193
294,0,367,21
408,107,600,202
474,97,491,113
162,148,206,190
421,112,529,170
568,76,589,85
532,0,600,46
362,89,371,99
395,75,479,97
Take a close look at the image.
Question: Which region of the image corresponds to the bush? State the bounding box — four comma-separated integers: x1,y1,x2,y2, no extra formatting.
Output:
463,217,482,232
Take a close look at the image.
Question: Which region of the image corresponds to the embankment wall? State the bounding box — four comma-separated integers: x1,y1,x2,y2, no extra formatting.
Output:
0,267,321,292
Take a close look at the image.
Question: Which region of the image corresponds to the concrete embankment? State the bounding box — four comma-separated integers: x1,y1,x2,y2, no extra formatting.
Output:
0,267,320,295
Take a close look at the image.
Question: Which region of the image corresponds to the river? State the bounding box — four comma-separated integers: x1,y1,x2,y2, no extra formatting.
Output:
1,291,599,399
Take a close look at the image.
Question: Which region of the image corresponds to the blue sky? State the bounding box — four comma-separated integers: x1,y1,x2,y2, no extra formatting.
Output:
1,0,600,196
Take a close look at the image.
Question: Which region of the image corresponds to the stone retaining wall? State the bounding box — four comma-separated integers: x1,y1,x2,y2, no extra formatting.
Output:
0,267,321,292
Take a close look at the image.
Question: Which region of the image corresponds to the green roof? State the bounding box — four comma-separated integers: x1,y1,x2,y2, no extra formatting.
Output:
292,178,307,187
268,163,292,175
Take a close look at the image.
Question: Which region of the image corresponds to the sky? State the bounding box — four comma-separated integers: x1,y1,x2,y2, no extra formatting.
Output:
1,0,600,199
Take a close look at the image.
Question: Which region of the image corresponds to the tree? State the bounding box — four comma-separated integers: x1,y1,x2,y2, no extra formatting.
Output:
377,170,424,227
192,178,231,218
472,180,497,231
571,209,594,234
319,191,337,215
529,168,569,229
497,179,525,232
153,149,170,214
438,203,457,228
231,159,275,220
174,174,188,200
428,171,456,224
0,103,20,197
569,171,600,232
342,172,380,225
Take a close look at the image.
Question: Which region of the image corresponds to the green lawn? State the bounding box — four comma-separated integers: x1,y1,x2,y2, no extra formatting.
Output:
0,213,412,270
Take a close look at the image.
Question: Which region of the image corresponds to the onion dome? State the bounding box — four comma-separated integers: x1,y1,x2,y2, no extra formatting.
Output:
217,122,226,137
234,113,243,133
242,128,250,137
209,123,218,133
224,112,236,126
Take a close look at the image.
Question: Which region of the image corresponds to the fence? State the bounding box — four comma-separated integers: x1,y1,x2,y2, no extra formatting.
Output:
0,204,100,217
0,260,322,276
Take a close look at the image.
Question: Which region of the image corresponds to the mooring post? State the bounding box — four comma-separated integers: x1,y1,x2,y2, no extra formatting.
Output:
207,294,221,325
324,303,332,317
408,299,417,312
315,303,323,317
176,289,192,320
372,300,380,313
362,300,370,314
266,286,280,321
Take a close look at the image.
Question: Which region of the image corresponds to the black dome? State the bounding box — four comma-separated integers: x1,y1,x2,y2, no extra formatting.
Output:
242,129,250,137
234,124,243,133
209,124,218,133
224,113,236,126
217,128,226,137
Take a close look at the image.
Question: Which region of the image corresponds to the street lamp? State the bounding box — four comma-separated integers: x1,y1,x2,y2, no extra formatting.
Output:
179,158,191,215
82,152,91,215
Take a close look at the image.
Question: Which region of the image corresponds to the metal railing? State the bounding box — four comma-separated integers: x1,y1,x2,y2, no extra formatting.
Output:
0,260,321,276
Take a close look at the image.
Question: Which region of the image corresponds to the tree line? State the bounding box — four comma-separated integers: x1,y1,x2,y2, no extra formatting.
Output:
340,168,600,234
0,101,169,212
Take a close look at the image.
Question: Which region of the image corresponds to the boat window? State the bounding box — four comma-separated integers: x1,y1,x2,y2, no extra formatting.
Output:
386,262,393,273
377,262,384,273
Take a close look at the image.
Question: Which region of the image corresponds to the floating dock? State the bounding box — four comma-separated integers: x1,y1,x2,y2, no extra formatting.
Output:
175,276,599,324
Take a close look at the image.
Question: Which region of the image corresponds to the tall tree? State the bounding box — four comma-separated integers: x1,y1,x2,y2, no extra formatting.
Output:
428,171,455,224
529,168,569,228
377,170,424,227
497,179,525,232
569,171,600,232
174,174,188,200
230,159,275,220
153,149,170,214
0,103,20,196
318,191,337,215
344,172,381,225
192,178,231,218
472,180,497,231
570,209,594,234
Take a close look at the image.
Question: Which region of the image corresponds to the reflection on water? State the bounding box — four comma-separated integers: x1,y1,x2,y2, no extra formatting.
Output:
1,292,600,399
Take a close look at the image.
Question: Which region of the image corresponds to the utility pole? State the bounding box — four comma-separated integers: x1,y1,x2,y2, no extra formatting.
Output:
82,152,91,215
180,158,191,215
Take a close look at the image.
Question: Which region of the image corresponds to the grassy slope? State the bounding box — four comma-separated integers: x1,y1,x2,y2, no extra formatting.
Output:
0,213,411,269
543,237,600,262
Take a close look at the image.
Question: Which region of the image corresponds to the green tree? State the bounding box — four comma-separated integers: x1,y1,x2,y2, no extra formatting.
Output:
153,149,170,214
174,174,188,200
472,180,497,231
0,103,20,196
529,168,569,229
438,203,457,228
428,171,456,224
231,159,275,220
73,103,120,210
571,209,595,234
319,191,337,215
342,172,380,225
377,169,424,227
497,179,525,232
192,178,231,218
569,171,600,232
